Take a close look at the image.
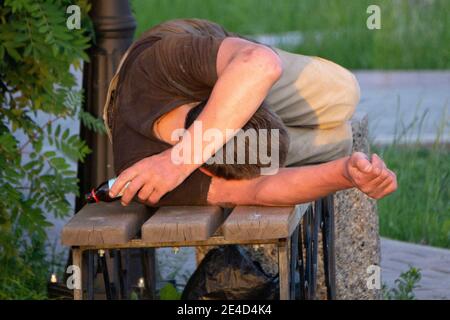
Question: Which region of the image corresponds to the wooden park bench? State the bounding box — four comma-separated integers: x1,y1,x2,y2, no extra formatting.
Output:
61,196,336,300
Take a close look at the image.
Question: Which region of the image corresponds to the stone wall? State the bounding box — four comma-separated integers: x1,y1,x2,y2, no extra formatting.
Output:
332,112,381,299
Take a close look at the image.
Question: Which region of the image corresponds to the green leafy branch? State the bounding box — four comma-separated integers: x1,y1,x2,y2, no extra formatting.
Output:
0,0,95,299
383,266,422,300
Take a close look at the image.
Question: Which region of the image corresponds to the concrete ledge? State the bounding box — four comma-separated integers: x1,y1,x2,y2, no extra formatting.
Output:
331,112,381,300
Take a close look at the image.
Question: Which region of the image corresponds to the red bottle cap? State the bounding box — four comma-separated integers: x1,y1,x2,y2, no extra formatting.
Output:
90,189,100,203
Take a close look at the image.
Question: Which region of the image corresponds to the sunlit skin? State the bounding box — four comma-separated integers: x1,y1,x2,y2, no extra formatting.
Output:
109,37,398,206
138,111,397,206
204,152,397,207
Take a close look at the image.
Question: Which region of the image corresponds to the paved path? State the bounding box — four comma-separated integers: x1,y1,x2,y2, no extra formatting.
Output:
381,238,450,300
355,71,450,144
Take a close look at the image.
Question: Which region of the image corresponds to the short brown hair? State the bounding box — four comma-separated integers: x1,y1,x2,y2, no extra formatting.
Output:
185,101,290,180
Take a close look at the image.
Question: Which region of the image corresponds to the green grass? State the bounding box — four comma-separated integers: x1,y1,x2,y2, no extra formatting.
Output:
373,143,450,248
131,0,450,69
371,103,450,249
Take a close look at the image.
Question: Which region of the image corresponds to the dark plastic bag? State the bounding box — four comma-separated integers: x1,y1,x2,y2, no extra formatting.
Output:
182,245,278,300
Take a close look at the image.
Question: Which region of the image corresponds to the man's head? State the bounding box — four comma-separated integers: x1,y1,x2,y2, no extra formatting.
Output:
185,101,290,180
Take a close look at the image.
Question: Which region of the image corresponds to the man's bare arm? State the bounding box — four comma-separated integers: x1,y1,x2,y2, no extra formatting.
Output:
207,153,397,206
176,37,283,169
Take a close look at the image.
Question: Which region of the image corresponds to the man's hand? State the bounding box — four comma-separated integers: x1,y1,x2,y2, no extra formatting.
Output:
345,152,397,199
109,148,195,206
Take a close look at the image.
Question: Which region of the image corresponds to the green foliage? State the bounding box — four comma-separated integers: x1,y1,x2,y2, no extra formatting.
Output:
159,282,182,300
0,235,49,299
383,266,422,300
129,291,139,300
374,108,450,248
376,144,450,248
0,0,98,298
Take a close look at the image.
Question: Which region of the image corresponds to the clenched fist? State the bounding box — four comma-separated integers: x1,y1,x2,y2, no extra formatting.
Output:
109,148,196,206
345,152,397,199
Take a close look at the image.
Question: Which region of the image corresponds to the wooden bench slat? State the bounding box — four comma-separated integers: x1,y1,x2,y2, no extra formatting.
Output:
222,203,310,241
61,201,152,246
141,206,223,243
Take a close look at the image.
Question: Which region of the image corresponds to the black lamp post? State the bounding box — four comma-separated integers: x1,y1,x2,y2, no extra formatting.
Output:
76,0,136,212
71,0,141,300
